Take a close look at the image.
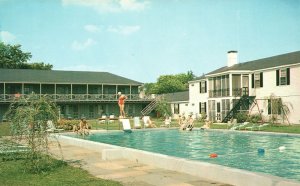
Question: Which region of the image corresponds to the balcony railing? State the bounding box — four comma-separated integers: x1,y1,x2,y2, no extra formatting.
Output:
0,94,153,102
209,88,230,98
209,88,249,98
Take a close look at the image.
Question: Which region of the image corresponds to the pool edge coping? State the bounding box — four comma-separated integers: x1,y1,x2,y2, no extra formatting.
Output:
52,134,300,186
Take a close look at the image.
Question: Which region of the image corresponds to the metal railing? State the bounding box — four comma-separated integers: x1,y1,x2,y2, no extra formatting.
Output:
209,88,230,98
0,93,154,102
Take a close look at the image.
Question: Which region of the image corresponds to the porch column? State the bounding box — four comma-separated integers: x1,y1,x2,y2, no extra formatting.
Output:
229,74,232,97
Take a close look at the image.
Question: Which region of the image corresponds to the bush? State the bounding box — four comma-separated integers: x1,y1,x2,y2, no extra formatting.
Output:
248,114,262,123
235,112,248,123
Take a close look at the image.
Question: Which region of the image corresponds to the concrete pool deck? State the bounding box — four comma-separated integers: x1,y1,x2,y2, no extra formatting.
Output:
50,132,300,186
48,137,230,186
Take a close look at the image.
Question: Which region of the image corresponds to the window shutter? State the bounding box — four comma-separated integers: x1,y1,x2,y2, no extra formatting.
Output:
204,102,207,114
251,74,254,88
199,82,202,93
287,68,290,85
260,72,263,87
268,99,271,115
199,102,201,113
276,70,279,86
205,81,207,93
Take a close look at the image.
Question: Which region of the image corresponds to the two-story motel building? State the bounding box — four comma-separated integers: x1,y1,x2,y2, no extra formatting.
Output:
170,51,300,124
0,69,152,120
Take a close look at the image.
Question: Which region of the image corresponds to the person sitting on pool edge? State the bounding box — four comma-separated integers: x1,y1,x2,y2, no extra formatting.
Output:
78,118,89,135
180,114,194,131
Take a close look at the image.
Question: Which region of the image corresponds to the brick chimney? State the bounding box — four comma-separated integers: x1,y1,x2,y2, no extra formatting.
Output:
227,51,238,67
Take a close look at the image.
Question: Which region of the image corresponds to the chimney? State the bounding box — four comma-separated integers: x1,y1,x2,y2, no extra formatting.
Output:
227,50,238,67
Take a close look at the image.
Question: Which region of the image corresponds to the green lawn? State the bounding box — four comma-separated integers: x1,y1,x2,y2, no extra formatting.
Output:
0,154,121,186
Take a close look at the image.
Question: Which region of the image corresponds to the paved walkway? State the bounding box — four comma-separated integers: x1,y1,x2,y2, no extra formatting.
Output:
49,142,231,186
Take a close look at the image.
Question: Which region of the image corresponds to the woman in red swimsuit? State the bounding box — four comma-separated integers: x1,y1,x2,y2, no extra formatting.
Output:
118,92,127,118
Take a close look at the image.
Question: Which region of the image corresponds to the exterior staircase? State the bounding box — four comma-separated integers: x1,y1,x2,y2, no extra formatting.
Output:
141,96,161,116
222,95,256,123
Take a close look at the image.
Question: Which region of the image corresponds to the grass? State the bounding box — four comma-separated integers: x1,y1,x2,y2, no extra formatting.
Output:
0,153,121,186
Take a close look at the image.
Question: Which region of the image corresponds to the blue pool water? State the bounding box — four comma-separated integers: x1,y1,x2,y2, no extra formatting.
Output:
68,129,300,182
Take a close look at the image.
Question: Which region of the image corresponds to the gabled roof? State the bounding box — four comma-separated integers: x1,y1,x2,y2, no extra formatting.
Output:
206,51,300,76
163,91,189,102
0,69,142,85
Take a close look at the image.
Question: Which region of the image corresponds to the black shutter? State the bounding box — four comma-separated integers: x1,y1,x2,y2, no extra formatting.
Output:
199,102,202,113
204,102,207,114
260,72,263,87
276,70,279,86
268,99,271,115
287,68,290,85
251,74,254,88
199,82,202,93
205,81,207,93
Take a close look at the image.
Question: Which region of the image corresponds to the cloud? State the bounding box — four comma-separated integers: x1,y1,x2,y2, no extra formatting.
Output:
84,24,101,33
71,38,96,50
108,25,140,35
62,0,149,13
0,31,16,43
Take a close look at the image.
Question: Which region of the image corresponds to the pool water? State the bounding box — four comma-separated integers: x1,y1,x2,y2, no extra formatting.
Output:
70,129,300,182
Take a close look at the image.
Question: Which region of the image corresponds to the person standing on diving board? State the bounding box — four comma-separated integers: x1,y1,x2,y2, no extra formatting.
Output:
118,92,127,118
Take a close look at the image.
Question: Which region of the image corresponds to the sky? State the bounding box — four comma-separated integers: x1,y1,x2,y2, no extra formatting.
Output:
1,0,300,83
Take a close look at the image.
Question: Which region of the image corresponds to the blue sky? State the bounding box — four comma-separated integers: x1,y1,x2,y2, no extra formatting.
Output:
1,0,300,83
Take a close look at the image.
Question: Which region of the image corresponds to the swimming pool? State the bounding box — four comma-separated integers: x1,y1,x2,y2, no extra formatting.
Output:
69,129,300,182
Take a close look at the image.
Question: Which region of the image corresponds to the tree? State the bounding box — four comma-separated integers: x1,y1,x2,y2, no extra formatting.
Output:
144,71,196,94
0,42,52,70
5,93,61,173
155,98,172,118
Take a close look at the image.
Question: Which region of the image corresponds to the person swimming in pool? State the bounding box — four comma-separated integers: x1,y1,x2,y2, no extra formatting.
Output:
118,92,127,118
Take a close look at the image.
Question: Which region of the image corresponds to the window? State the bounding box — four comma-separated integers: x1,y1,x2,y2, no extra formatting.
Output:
276,68,290,86
199,81,207,93
174,104,180,114
199,102,207,114
252,72,263,88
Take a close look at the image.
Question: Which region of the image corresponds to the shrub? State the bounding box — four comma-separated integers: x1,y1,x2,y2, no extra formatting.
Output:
248,114,262,123
235,112,248,123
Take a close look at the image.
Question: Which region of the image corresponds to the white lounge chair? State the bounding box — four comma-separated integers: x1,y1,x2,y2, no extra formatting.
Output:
161,117,171,128
99,115,106,123
257,123,270,130
46,120,64,133
120,119,132,132
134,117,141,129
109,115,115,123
143,116,150,128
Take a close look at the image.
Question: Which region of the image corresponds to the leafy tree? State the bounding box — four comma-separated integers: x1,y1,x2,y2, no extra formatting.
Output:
5,93,61,173
0,42,52,70
155,98,172,118
144,71,195,94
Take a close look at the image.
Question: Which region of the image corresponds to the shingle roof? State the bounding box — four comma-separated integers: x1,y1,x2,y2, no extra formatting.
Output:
0,69,142,85
206,51,300,75
163,91,189,102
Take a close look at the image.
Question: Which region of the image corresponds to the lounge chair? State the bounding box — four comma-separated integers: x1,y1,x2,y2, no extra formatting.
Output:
46,120,64,133
257,123,270,130
134,117,141,129
143,116,150,128
229,123,241,130
109,115,115,123
120,119,132,132
245,124,258,131
99,115,106,123
160,117,171,128
235,122,249,130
